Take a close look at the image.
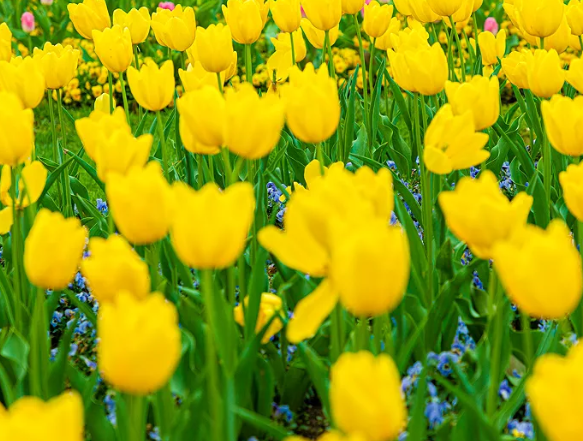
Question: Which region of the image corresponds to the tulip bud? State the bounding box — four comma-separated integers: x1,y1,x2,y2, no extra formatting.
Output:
517,0,564,39
94,130,152,182
234,293,284,343
93,25,133,73
445,75,500,131
24,209,88,290
170,181,255,269
94,93,115,113
106,162,173,245
300,17,339,49
0,23,12,62
501,50,531,89
478,29,506,66
426,0,463,16
0,56,45,109
195,24,235,73
32,42,80,90
0,92,35,166
81,235,150,304
222,0,269,44
75,107,130,161
484,16,499,34
271,0,302,32
363,1,394,39
151,5,196,52
0,161,47,209
527,49,565,98
300,0,342,31
127,59,175,111
98,292,181,395
341,0,365,15
542,95,583,157
560,162,583,222
113,8,151,45
21,12,35,33
67,0,111,40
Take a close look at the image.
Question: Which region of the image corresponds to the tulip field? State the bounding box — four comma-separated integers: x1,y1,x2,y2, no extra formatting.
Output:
2,0,583,439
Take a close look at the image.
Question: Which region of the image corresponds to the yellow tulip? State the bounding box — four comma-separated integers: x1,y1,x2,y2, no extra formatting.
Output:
151,5,196,51
501,49,532,89
542,95,583,157
92,25,133,73
224,83,285,159
282,63,340,143
439,171,532,259
67,0,111,40
516,0,564,39
32,42,80,90
0,161,47,209
81,235,150,304
106,162,173,245
0,92,34,166
75,107,130,161
195,24,235,73
374,18,401,50
94,130,152,182
389,23,430,51
330,352,407,441
527,49,565,98
445,75,500,131
567,0,583,36
387,43,448,95
393,0,413,16
566,57,583,94
179,62,220,92
0,206,13,235
170,181,255,269
426,0,464,16
98,291,181,395
234,293,284,343
271,0,302,32
94,93,114,113
527,343,583,441
0,23,12,62
409,0,441,23
363,2,394,39
267,30,308,81
222,0,269,44
342,0,365,15
113,7,151,45
560,162,583,222
423,104,489,174
478,29,506,66
127,59,175,111
0,57,45,109
300,18,339,49
300,0,342,31
473,0,483,11
24,209,87,290
0,391,84,441
177,86,225,155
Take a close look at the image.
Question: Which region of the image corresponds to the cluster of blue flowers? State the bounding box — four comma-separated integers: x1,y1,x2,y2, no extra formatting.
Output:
266,182,285,225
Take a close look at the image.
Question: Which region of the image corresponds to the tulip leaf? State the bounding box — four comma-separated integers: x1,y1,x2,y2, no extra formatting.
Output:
407,365,428,441
386,74,412,132
38,156,75,203
66,150,105,192
48,318,78,398
0,328,29,384
526,172,550,228
342,65,359,164
234,407,290,440
297,343,331,418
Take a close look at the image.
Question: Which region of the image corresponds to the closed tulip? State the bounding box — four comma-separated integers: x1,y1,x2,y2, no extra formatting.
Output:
177,87,225,155
94,131,152,181
501,49,532,89
409,0,441,23
151,5,196,51
423,104,489,174
0,92,34,166
445,76,500,131
179,62,221,92
542,95,583,157
300,0,342,31
567,0,583,36
566,57,583,94
170,181,255,269
98,291,181,395
374,18,401,50
0,57,45,109
363,2,394,39
282,63,340,143
234,293,283,343
92,25,133,73
387,43,448,95
24,209,87,290
271,0,302,32
493,220,582,319
478,29,506,66
195,24,234,73
516,0,564,39
439,171,532,259
94,93,114,113
106,162,173,245
224,83,285,159
272,29,307,62
0,23,11,62
301,18,339,49
560,162,583,221
342,0,365,15
33,42,80,89
330,352,407,441
393,0,413,16
527,344,583,441
113,7,151,45
75,107,130,161
0,161,47,209
67,0,111,40
426,0,464,16
127,59,175,111
0,206,12,235
222,0,268,44
81,235,150,304
0,392,84,441
527,49,565,98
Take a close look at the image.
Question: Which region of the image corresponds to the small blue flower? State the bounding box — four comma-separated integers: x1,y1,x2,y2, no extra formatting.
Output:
51,311,63,328
425,400,450,429
499,379,512,401
96,198,108,215
507,420,534,439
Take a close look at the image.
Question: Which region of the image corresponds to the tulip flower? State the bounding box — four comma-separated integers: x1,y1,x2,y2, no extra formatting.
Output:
67,0,111,40
501,50,532,89
92,25,133,73
527,343,583,441
222,0,269,44
560,162,583,222
32,42,80,90
516,0,564,39
94,93,115,113
542,95,583,157
423,104,489,174
300,0,342,31
267,30,308,81
0,206,13,234
0,392,84,440
112,8,151,45
330,352,407,441
81,235,150,304
94,130,152,182
527,49,565,98
409,0,440,23
0,161,48,209
98,292,181,395
0,92,35,166
75,107,130,161
21,12,35,33
0,56,45,109
566,57,583,94
567,0,583,36
170,181,255,269
195,24,235,73
445,75,500,131
374,18,401,50
484,16,499,34
127,59,175,111
342,0,365,15
151,5,196,52
158,1,175,10
393,0,413,16
478,29,506,66
389,24,430,51
300,18,339,49
0,23,12,62
493,220,582,319
363,1,393,38
24,209,88,290
179,62,223,92
271,0,302,32
426,0,464,17
439,171,533,259
234,294,284,343
106,162,173,245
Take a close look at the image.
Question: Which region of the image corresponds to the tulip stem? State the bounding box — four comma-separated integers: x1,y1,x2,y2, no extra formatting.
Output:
108,71,114,113
368,38,376,107
443,21,456,81
155,110,171,182
47,90,62,208
197,154,204,189
449,16,466,82
216,72,224,94
244,44,253,83
539,37,544,50
353,14,369,134
221,148,233,186
520,311,533,368
290,31,296,66
10,169,22,330
579,36,583,55
124,394,147,441
57,89,73,218
147,242,160,292
133,46,143,122
472,12,480,59
577,219,583,338
119,71,131,126
542,131,552,218
324,30,335,80
486,270,503,418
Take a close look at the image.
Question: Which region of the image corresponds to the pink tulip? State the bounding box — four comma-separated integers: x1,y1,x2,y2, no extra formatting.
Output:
21,12,35,33
484,17,499,35
158,2,175,10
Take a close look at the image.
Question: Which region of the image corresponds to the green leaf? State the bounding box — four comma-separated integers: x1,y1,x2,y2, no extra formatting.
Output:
297,343,331,418
234,407,290,440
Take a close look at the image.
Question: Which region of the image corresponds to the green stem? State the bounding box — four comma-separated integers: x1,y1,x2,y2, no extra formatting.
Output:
156,110,171,182
133,45,143,121
147,242,160,292
577,219,583,338
316,143,325,174
449,16,466,82
125,394,146,441
487,270,503,417
47,91,62,207
330,303,343,362
324,30,335,79
354,14,369,129
247,159,257,262
57,89,73,217
108,71,114,113
216,72,224,93
119,70,131,125
221,148,233,186
30,286,49,399
579,36,583,55
539,37,545,50
356,318,369,351
290,31,296,66
197,154,204,189
10,169,22,330
244,44,253,83
542,128,552,217
443,21,456,81
521,311,533,368
368,38,376,102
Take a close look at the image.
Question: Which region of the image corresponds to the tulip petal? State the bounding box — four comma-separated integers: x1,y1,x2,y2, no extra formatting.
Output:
0,206,13,234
